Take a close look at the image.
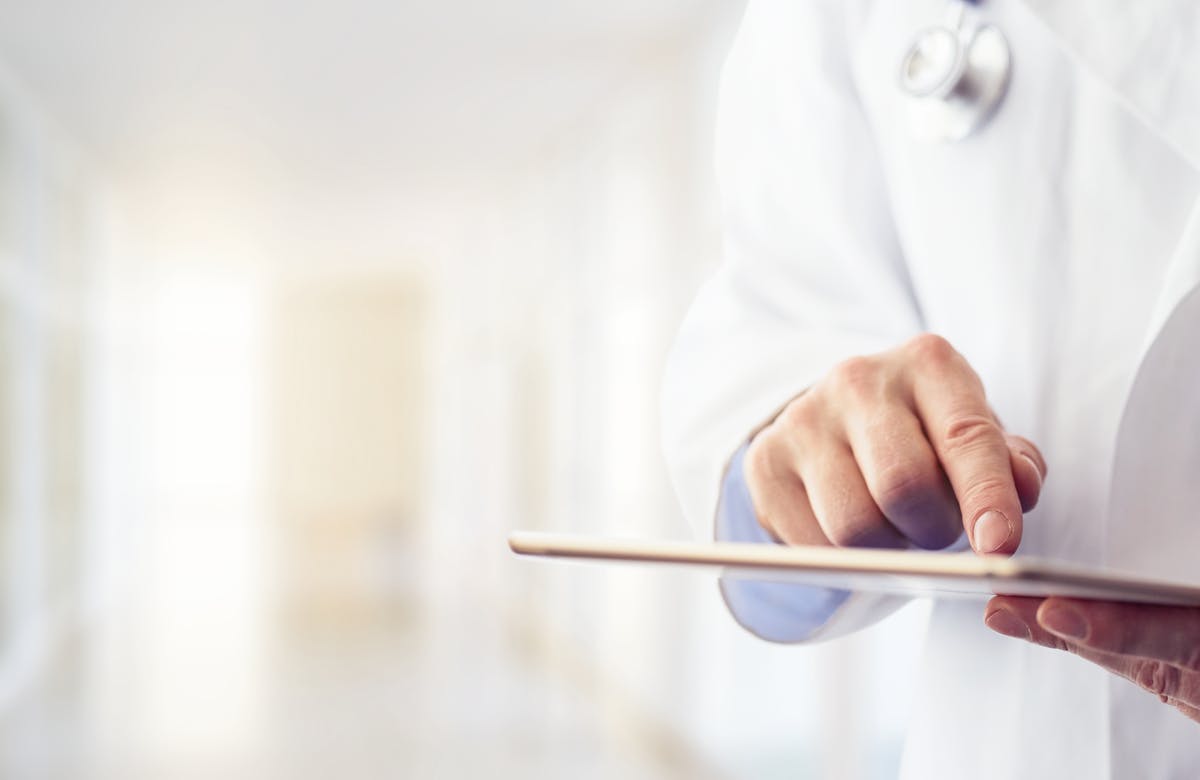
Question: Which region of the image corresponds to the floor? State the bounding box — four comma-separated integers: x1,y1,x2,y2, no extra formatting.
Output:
0,578,727,780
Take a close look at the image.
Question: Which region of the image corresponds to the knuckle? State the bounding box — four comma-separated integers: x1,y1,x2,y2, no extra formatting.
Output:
743,432,782,487
1007,434,1041,459
906,333,958,366
826,356,883,402
1134,660,1181,701
1048,635,1073,653
825,520,873,548
914,525,962,551
752,506,780,540
958,474,1013,510
778,393,823,433
824,506,889,548
874,462,940,516
873,462,961,549
742,439,788,539
1007,435,1047,473
941,413,1004,452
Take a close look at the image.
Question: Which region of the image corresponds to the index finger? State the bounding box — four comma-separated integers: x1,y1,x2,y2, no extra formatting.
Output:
986,597,1200,714
1036,598,1200,672
906,336,1023,554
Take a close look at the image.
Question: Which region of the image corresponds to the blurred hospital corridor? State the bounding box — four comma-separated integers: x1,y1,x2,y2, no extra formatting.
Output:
0,2,929,778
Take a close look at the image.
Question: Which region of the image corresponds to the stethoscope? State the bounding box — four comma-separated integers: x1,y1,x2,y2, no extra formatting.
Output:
899,0,1011,142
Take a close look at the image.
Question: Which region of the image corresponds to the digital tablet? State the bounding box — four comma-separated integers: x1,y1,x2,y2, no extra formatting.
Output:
508,532,1200,606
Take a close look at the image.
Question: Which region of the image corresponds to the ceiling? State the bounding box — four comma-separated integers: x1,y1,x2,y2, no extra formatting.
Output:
0,1,728,208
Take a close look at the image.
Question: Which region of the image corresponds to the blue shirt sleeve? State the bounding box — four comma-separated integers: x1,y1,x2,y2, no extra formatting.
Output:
716,443,851,642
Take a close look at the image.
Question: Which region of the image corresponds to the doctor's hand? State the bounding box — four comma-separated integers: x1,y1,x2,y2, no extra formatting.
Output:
985,596,1200,723
744,334,1045,554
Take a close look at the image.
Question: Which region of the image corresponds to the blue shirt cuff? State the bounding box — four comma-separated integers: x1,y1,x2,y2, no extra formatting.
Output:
716,442,850,642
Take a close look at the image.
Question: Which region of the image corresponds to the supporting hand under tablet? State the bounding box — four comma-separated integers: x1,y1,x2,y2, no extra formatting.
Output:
985,596,1200,723
744,334,1046,554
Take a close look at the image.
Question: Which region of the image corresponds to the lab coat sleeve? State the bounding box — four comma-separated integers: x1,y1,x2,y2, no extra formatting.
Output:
717,443,852,642
661,0,922,641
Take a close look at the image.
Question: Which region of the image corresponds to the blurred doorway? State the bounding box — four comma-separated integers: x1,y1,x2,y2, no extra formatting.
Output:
269,274,426,627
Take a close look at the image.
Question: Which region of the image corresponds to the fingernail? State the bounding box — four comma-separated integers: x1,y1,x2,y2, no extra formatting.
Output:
1019,453,1043,489
985,609,1031,640
973,510,1012,553
1039,605,1088,640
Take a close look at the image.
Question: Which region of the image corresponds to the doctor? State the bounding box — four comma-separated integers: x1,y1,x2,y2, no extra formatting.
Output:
661,1,1200,777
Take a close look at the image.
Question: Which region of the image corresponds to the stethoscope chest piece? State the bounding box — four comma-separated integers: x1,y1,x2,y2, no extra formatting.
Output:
900,14,1011,142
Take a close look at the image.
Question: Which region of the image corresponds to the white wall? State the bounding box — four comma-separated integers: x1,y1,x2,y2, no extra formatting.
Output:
0,56,118,709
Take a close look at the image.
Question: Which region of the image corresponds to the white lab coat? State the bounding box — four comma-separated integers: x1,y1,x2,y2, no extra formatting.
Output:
661,1,1200,777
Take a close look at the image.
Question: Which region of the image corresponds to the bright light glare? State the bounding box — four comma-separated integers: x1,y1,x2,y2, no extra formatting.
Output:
125,270,268,759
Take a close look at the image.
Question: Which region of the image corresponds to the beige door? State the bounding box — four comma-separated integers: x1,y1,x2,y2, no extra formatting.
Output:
269,275,426,625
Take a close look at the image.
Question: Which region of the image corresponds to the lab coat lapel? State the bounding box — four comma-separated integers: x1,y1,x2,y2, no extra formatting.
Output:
1146,199,1200,343
1107,279,1200,581
1107,209,1200,581
1018,1,1200,338
1018,0,1200,171
1005,0,1200,411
